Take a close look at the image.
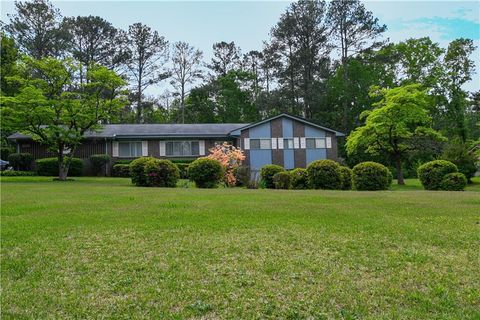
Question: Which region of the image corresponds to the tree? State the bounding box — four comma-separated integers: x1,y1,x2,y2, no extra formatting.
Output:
6,0,70,58
346,84,445,185
1,57,127,180
125,23,169,123
208,41,241,78
0,33,20,96
170,41,203,123
63,15,128,83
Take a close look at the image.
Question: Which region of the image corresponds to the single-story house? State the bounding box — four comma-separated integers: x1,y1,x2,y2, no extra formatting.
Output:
8,113,344,174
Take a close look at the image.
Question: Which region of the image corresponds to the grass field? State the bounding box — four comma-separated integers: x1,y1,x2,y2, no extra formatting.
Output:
1,177,479,319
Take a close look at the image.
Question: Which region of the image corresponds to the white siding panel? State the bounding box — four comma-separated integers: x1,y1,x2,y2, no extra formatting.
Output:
142,141,148,156
326,137,332,149
244,138,250,150
112,141,119,157
315,138,326,148
293,137,300,149
300,137,306,149
277,138,284,149
199,140,206,155
159,141,166,156
271,138,277,149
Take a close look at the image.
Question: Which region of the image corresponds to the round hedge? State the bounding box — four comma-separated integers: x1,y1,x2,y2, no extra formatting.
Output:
8,153,33,171
112,164,130,177
290,168,309,190
440,172,467,191
144,159,179,187
307,160,342,190
260,164,285,189
273,171,291,189
130,157,154,186
338,166,353,190
188,158,224,188
417,160,458,190
352,161,392,191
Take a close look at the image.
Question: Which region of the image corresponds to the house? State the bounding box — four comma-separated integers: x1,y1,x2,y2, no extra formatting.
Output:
8,114,344,174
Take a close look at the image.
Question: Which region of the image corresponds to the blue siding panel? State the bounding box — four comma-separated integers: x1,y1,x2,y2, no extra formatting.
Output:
284,149,295,169
305,126,326,137
306,149,327,165
250,150,272,170
282,118,294,137
249,122,271,138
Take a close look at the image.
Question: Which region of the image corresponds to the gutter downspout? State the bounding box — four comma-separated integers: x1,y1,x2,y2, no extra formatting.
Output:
105,137,108,176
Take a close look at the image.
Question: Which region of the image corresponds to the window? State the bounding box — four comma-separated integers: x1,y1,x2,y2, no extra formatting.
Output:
305,138,326,149
166,141,199,156
250,139,271,149
119,141,142,157
283,138,294,149
306,138,316,149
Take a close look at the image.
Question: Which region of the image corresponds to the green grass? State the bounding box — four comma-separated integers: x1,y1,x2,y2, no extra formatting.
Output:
1,177,479,319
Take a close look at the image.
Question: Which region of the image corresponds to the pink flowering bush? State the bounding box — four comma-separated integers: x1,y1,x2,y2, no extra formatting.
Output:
206,142,245,187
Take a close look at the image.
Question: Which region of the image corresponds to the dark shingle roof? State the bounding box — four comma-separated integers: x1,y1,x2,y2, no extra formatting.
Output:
8,123,248,140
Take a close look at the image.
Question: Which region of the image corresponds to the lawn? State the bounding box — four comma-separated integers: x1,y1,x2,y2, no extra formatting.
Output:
1,177,479,319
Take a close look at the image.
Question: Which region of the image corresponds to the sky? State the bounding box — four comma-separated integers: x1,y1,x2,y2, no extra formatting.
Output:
1,0,479,93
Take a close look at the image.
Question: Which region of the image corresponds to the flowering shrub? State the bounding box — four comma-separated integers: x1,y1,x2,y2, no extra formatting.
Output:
144,159,179,187
206,142,245,187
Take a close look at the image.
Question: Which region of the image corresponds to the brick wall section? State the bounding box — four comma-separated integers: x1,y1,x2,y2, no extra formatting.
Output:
293,121,306,168
270,117,284,167
240,129,250,167
326,132,338,161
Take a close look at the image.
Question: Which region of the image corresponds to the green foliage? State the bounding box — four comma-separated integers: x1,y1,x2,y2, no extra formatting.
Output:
7,153,33,171
130,157,153,186
175,163,190,179
112,164,130,177
260,164,285,189
338,166,353,190
234,165,251,187
290,168,309,190
1,147,15,161
144,159,179,188
1,33,20,96
114,159,133,165
307,160,342,190
440,173,467,191
417,160,458,190
89,154,110,176
442,140,477,183
36,157,83,176
352,162,392,191
0,170,36,176
273,171,291,190
188,158,224,188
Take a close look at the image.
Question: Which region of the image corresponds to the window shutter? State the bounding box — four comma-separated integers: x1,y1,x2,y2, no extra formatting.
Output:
277,138,284,149
142,141,148,156
271,138,277,149
159,141,166,156
293,137,299,149
199,140,206,155
326,137,332,149
112,141,119,157
300,137,306,149
244,138,250,150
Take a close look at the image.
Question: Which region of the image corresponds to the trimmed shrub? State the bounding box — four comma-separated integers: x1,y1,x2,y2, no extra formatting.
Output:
352,161,392,191
0,170,36,176
114,159,133,165
234,165,251,187
442,140,477,183
440,172,467,191
130,157,153,186
417,160,458,190
338,166,353,190
290,168,309,190
8,153,33,171
1,147,14,161
175,163,190,179
90,154,110,176
112,164,130,177
144,159,179,187
36,157,83,176
188,158,224,188
307,160,342,190
273,171,291,189
260,164,285,189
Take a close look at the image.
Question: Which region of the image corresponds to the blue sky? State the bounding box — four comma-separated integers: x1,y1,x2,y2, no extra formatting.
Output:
1,0,479,92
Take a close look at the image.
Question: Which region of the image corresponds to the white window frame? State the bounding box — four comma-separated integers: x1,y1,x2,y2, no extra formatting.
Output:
118,141,143,158
305,137,326,149
249,138,272,150
283,138,294,149
165,140,200,157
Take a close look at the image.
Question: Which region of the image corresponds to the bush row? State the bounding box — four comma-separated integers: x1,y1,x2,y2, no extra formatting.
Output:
0,170,37,176
260,160,392,191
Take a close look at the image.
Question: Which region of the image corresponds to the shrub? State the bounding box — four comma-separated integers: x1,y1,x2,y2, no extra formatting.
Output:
290,168,309,189
0,170,36,176
338,166,353,190
8,153,33,171
1,147,14,161
206,142,245,186
417,160,458,190
112,164,130,177
307,160,342,190
130,157,154,186
90,154,110,176
260,164,285,189
175,163,190,179
440,172,467,191
442,142,477,183
36,157,83,176
352,161,392,191
234,165,251,187
114,159,133,165
273,171,291,189
144,159,179,187
188,158,224,188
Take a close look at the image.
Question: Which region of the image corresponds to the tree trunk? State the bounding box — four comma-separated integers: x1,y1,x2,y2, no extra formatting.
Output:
395,155,404,185
57,153,69,181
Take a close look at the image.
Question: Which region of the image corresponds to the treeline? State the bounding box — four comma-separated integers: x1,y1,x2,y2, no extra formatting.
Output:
1,0,479,167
